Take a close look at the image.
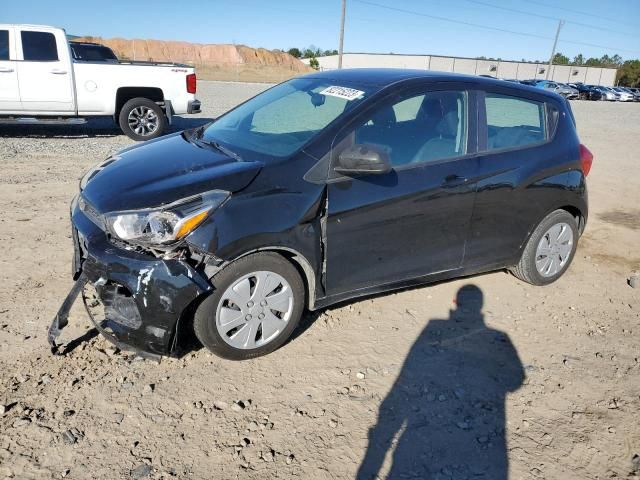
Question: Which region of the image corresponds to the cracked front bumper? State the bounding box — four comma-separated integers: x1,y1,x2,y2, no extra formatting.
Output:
49,199,212,356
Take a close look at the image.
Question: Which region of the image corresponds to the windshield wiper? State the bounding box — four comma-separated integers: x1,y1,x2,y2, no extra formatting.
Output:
198,138,242,161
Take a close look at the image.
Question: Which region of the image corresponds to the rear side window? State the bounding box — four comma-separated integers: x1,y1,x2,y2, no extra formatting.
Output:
0,30,9,60
21,31,58,61
71,44,117,61
485,93,546,150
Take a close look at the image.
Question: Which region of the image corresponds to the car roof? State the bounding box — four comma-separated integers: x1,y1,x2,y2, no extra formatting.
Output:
303,68,561,100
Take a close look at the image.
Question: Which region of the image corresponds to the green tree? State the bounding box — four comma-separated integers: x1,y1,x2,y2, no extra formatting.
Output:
309,57,320,70
572,54,584,66
616,60,640,86
287,47,302,58
552,53,570,65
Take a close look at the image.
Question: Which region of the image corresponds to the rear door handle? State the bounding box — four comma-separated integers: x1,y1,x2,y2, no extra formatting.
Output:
0,67,14,73
50,69,68,75
441,174,468,188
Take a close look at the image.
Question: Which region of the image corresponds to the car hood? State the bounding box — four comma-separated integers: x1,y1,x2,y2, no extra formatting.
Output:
81,131,262,213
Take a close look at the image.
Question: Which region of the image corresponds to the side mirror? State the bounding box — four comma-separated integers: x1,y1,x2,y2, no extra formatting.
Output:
334,144,392,176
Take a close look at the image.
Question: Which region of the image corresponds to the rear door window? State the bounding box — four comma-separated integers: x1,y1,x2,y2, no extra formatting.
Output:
21,31,58,61
485,93,546,151
0,30,9,60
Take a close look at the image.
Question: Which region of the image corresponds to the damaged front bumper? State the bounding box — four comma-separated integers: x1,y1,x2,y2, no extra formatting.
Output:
48,199,212,357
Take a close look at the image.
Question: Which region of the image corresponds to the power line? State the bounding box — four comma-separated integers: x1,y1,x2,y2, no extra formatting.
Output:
352,0,640,55
524,0,639,29
465,0,640,38
352,0,552,40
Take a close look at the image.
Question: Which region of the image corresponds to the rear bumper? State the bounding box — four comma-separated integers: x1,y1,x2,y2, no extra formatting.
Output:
50,198,211,356
187,99,202,114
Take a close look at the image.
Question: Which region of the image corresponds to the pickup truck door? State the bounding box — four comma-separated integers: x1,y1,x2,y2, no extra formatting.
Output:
16,27,74,112
0,27,21,111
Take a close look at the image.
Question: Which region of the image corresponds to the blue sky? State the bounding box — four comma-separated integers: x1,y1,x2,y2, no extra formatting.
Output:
4,0,640,61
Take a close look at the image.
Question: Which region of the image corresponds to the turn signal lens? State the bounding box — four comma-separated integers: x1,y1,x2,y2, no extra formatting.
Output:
175,210,210,239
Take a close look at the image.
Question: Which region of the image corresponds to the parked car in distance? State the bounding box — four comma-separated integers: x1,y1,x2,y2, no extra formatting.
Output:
592,86,618,101
70,41,118,63
612,87,635,102
532,80,579,99
0,24,201,140
50,69,593,360
568,83,602,101
617,87,640,102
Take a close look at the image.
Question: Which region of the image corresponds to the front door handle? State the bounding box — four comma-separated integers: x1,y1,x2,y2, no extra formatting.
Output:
0,67,14,73
441,174,468,188
50,69,68,75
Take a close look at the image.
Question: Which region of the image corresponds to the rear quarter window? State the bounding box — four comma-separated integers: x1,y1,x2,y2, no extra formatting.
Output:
485,93,546,151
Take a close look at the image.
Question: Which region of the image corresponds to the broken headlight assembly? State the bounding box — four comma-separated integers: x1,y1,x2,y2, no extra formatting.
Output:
103,190,229,247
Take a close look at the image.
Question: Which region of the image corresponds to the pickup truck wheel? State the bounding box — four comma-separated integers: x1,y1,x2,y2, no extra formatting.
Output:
118,97,166,141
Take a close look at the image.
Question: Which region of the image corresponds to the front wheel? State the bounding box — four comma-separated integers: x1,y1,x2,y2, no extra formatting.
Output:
118,97,166,141
511,210,579,286
194,253,305,360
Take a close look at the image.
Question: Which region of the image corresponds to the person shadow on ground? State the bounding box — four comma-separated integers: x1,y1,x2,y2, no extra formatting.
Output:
357,284,525,480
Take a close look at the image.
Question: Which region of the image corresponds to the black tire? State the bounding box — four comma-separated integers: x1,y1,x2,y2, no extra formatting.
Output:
194,252,305,360
511,210,579,286
118,97,166,141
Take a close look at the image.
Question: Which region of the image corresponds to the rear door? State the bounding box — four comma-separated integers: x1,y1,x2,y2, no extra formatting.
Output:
464,89,564,269
0,26,20,111
16,27,74,112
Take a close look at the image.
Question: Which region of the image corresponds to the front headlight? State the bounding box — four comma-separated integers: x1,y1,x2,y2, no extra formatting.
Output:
104,190,229,247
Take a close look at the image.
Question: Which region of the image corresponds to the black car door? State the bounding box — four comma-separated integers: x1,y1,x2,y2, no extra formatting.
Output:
464,88,567,269
324,84,480,297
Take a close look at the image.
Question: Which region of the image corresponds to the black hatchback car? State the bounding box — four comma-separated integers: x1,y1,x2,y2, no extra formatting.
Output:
50,69,592,360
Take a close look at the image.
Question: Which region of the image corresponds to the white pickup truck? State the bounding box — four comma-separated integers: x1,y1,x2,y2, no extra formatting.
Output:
0,24,201,140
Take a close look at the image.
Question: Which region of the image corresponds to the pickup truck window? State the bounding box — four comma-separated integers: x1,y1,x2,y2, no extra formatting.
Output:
71,43,118,62
0,30,9,60
21,31,58,61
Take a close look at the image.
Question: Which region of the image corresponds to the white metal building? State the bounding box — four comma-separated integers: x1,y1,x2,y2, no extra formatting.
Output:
304,53,618,86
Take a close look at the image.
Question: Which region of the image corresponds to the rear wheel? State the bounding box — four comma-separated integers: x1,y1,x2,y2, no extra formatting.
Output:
511,210,579,286
118,97,166,141
194,253,305,360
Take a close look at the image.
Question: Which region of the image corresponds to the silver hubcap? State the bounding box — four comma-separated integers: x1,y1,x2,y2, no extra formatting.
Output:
535,222,573,277
216,271,294,350
128,106,159,137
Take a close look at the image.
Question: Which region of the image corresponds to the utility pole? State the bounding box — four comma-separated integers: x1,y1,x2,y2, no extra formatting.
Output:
546,19,564,80
338,0,346,69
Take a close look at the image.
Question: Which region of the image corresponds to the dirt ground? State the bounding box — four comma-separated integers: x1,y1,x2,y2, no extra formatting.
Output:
0,83,639,480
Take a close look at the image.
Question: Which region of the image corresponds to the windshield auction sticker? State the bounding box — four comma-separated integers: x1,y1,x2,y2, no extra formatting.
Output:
319,86,365,101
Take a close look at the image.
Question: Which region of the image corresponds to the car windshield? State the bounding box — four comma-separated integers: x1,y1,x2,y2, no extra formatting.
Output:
200,78,374,159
